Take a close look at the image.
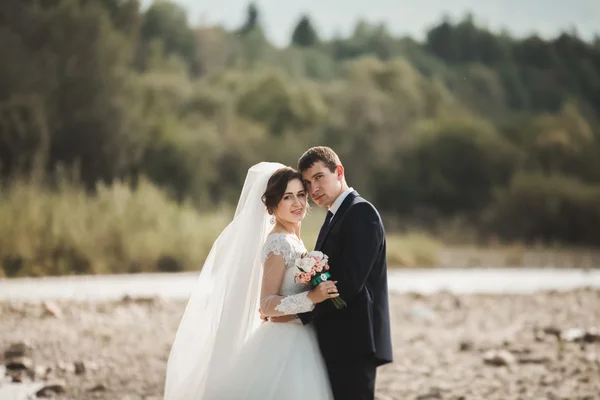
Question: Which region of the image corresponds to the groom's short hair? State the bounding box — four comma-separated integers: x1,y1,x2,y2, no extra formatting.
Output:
298,146,341,174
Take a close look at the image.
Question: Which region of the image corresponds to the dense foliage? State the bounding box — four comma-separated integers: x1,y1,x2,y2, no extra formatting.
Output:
2,0,600,246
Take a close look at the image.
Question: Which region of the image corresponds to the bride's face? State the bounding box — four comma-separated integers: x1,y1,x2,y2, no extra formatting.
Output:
274,179,307,224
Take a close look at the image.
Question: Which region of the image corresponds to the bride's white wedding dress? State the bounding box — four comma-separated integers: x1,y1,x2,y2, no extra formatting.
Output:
163,162,332,400
211,233,333,399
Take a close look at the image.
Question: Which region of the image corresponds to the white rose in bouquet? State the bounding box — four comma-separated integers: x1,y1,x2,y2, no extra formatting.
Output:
298,257,316,272
307,251,324,260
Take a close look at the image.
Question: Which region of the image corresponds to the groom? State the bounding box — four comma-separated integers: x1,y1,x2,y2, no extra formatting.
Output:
272,146,393,400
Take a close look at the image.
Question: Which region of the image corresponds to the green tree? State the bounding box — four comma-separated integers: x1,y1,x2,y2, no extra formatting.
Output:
237,3,262,36
382,117,522,215
291,15,319,47
140,1,199,74
330,21,396,61
236,72,328,135
425,17,460,63
516,101,596,178
453,64,508,117
488,173,600,245
0,0,145,186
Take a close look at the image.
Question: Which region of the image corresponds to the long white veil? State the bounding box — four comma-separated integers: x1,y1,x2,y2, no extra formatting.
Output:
163,162,285,399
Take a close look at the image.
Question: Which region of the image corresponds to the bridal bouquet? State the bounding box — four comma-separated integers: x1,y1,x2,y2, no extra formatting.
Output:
295,251,347,309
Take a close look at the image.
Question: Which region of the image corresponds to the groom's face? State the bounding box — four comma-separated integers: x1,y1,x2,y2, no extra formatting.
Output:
302,161,343,208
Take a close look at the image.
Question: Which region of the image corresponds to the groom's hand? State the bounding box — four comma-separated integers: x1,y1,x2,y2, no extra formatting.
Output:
259,308,268,322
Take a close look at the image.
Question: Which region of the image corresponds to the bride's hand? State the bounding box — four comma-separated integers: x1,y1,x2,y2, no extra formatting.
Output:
308,281,339,304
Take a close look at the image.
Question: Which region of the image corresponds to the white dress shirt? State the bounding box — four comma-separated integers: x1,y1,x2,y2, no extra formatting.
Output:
329,187,354,217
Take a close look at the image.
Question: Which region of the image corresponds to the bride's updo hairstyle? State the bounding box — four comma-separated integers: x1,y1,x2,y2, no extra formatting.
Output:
261,167,306,215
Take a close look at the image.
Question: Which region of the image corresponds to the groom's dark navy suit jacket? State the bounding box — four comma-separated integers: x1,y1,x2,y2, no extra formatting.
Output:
299,191,393,367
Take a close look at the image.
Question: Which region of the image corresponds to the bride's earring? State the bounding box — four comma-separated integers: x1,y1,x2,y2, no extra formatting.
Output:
270,215,275,224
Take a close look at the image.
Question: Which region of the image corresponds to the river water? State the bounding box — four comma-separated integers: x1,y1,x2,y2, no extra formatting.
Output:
1,268,599,301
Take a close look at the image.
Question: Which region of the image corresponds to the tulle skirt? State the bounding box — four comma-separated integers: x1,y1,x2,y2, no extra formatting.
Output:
206,320,333,400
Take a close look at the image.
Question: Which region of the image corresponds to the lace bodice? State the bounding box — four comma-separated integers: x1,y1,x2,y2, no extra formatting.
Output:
262,233,307,295
260,233,314,316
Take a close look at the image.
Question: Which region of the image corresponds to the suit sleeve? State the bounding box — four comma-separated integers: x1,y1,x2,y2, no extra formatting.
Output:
299,202,384,324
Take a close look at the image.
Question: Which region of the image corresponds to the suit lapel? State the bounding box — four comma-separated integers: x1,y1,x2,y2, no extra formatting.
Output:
316,190,358,251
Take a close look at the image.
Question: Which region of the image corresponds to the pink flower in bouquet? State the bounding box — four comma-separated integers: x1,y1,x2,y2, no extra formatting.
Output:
301,272,312,284
293,250,346,309
294,251,332,284
295,253,319,283
313,259,324,273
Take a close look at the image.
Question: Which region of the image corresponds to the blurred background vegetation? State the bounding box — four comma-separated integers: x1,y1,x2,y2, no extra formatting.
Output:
1,0,600,277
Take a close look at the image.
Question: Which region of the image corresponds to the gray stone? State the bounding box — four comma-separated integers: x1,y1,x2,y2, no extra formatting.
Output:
35,380,66,397
3,343,31,359
483,350,517,366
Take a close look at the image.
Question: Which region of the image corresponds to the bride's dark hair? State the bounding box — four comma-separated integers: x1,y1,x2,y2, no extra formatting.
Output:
262,167,306,215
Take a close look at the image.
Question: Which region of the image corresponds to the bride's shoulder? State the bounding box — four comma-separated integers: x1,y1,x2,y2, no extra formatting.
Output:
263,232,290,250
263,233,290,261
262,233,302,263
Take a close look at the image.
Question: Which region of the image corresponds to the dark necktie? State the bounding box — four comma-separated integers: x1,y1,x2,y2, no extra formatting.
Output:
315,211,333,249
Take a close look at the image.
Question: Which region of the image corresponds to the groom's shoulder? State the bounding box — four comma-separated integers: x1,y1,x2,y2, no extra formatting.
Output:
352,192,378,209
348,194,382,219
348,199,386,240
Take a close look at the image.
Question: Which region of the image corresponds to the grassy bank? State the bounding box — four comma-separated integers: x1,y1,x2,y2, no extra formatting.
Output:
0,179,446,277
5,179,599,278
0,178,231,277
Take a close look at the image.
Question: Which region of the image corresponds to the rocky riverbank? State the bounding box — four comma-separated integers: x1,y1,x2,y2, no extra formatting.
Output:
1,289,599,399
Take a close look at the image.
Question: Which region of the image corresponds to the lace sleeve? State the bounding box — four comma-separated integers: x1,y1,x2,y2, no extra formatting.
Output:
273,292,314,315
259,236,314,317
262,234,294,266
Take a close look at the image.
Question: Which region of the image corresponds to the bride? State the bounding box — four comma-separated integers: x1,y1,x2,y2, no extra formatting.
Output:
163,162,338,399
